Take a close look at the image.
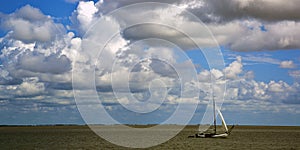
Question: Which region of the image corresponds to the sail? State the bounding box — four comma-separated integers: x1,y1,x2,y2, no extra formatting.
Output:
217,109,228,132
198,98,216,133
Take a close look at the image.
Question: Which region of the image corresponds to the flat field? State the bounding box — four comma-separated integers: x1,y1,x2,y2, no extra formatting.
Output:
0,125,300,149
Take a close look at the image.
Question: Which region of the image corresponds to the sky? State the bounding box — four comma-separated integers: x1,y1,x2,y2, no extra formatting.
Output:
0,0,300,126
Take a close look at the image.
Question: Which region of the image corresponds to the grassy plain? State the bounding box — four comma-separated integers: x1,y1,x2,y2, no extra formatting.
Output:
0,125,300,149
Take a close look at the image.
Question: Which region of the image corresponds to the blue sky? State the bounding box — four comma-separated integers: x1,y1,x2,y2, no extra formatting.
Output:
0,0,76,15
0,0,300,126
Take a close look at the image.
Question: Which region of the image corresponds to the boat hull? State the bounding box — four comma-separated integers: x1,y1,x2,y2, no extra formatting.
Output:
194,133,228,138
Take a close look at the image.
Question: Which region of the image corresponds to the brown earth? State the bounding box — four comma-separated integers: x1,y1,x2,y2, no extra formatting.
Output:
0,125,299,150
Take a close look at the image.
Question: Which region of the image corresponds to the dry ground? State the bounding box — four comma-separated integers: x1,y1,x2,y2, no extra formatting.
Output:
0,125,300,149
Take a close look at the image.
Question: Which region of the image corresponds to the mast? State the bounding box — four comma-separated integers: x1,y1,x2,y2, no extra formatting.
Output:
213,95,216,134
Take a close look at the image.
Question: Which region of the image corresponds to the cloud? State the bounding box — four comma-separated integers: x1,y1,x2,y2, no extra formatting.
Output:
15,77,45,97
96,0,300,22
14,4,49,21
0,31,75,83
198,56,300,113
66,1,300,52
268,80,289,93
0,8,82,122
224,56,243,79
241,54,280,65
280,60,296,69
194,1,300,51
124,27,189,51
96,1,300,51
68,2,300,115
289,70,300,80
1,0,300,124
225,78,299,108
70,1,100,34
18,52,71,74
0,69,21,85
95,45,184,94
208,20,300,51
186,0,300,22
0,77,45,98
1,5,64,44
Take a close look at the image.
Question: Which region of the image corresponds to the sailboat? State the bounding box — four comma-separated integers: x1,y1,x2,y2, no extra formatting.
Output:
190,97,234,138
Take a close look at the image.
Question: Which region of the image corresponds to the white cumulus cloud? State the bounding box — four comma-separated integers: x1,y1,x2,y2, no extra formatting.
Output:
280,60,296,69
